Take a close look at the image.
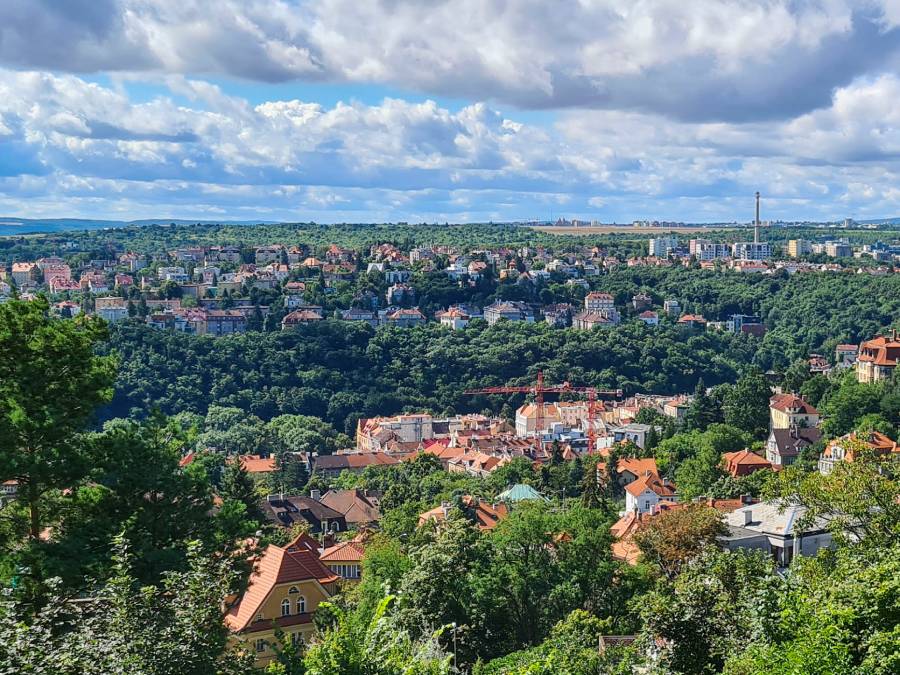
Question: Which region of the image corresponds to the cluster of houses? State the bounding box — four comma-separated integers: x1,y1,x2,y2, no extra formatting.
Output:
222,378,900,665
3,237,897,344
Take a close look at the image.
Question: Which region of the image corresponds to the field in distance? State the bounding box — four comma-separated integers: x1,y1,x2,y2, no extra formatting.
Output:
532,224,741,235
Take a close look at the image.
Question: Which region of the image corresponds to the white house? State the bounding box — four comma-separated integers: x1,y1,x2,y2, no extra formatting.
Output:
624,474,677,514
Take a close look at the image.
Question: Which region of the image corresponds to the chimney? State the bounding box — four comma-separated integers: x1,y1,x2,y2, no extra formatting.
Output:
310,489,321,501
754,191,760,244
743,509,753,526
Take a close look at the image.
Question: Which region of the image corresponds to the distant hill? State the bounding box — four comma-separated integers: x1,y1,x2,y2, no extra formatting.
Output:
0,217,280,236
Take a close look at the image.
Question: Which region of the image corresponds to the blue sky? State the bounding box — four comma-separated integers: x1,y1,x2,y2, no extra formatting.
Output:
3,1,900,223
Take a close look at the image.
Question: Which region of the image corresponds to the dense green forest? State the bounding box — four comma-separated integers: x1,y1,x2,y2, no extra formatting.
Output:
98,266,900,431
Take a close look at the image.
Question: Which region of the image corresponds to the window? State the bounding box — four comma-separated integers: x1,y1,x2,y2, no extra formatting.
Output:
255,612,264,622
288,586,299,594
291,632,303,647
297,596,306,614
255,639,266,653
281,598,291,617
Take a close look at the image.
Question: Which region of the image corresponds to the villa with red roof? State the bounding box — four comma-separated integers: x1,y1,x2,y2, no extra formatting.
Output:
225,534,339,665
624,473,677,514
856,332,900,383
722,449,772,477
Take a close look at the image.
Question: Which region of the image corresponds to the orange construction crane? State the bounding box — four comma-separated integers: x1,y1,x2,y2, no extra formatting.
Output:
464,370,622,451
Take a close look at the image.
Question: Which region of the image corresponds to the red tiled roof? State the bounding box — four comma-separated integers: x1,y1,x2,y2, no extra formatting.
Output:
616,457,659,479
319,540,366,563
224,542,338,632
858,334,900,367
624,473,676,499
239,455,277,473
418,496,509,531
722,449,772,477
769,393,819,415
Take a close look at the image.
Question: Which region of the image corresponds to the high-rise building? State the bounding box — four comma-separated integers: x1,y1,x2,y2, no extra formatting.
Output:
648,236,678,258
787,239,811,258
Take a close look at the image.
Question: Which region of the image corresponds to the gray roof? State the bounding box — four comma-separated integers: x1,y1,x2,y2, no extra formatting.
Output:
725,500,828,537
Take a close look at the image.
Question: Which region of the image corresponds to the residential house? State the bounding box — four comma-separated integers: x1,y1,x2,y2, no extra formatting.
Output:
572,311,615,330
483,300,534,325
769,394,820,430
318,489,382,527
612,423,654,449
662,299,680,316
255,245,283,265
835,344,859,366
637,310,659,326
726,314,766,337
313,453,399,479
261,495,348,534
765,426,822,467
677,314,707,330
418,496,509,531
94,296,129,323
722,449,772,477
340,307,379,326
631,293,652,310
225,535,339,665
206,310,247,336
722,501,832,567
624,474,677,514
856,332,900,383
437,306,470,330
238,455,277,474
584,291,615,313
542,303,574,327
319,538,365,583
818,430,900,475
282,308,324,328
10,262,37,286
385,308,427,328
386,283,414,305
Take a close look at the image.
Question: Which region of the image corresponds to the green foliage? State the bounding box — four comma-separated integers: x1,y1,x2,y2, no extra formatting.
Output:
722,368,771,439
640,548,785,675
633,505,728,580
303,596,452,675
0,297,117,540
0,537,257,675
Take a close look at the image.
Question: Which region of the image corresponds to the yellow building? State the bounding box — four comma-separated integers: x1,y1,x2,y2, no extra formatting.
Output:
769,394,820,430
225,534,339,666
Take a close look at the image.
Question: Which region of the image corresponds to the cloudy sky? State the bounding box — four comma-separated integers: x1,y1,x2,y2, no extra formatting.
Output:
3,1,900,223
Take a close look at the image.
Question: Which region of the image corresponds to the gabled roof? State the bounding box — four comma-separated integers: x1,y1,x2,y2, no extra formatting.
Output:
418,496,509,531
616,457,659,478
319,489,382,524
239,455,276,473
624,473,676,499
722,449,772,476
319,539,366,563
769,393,819,416
224,542,338,632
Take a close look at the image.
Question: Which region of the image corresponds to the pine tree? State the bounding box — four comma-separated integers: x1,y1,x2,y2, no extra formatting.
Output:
684,378,721,431
220,459,260,519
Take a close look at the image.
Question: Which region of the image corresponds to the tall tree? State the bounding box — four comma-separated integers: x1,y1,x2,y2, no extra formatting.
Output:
0,298,117,540
723,369,771,439
683,379,721,431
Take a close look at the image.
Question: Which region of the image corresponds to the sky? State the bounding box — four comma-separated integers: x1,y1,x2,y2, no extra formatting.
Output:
3,1,900,224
